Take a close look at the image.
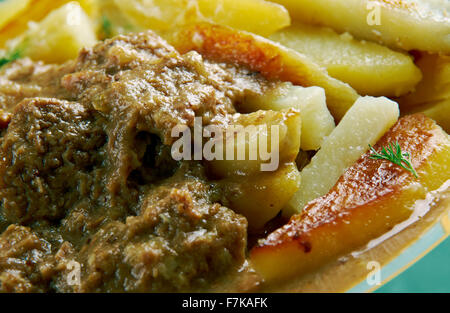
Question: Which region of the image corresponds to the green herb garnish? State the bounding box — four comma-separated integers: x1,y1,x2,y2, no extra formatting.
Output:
369,141,418,178
0,50,21,68
101,15,113,39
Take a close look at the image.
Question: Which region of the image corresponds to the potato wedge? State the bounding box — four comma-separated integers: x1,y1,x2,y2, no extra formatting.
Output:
399,53,450,109
398,53,450,133
114,0,289,36
220,163,301,230
7,2,97,64
197,0,290,36
206,109,301,178
284,96,399,217
251,114,450,283
170,23,359,120
269,24,422,97
421,100,450,133
242,83,335,151
0,0,96,48
270,0,450,53
113,0,201,34
409,99,450,134
0,0,31,31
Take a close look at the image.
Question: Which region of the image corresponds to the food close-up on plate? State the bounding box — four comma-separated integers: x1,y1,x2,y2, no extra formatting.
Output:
0,0,448,294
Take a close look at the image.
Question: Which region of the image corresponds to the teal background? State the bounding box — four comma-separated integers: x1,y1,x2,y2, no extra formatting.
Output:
375,237,450,293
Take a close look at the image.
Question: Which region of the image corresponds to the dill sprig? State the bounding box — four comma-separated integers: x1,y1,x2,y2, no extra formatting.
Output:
368,141,418,178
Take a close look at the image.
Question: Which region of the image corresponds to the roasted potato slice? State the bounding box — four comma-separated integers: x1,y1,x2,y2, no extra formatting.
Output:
284,96,399,216
399,53,450,109
410,99,450,134
0,0,31,30
170,23,359,120
270,0,450,53
251,114,450,283
6,2,97,64
399,53,450,133
114,0,289,36
220,163,301,230
197,0,290,36
113,0,201,34
242,83,335,151
207,109,301,178
0,0,96,48
269,24,422,97
207,109,302,230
